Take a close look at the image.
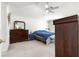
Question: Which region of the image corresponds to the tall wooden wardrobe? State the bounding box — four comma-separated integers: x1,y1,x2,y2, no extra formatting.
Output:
53,15,79,57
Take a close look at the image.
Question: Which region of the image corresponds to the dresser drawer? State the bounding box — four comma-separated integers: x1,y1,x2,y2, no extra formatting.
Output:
10,29,28,44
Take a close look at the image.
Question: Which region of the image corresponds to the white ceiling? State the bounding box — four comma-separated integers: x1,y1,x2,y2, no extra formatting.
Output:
5,2,63,8
4,2,79,19
5,2,36,8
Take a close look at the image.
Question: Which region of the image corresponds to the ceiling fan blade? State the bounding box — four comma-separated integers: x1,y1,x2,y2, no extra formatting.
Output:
44,2,59,14
50,6,59,10
45,6,59,11
46,9,54,13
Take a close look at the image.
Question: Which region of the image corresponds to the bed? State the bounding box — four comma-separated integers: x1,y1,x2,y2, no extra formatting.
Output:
29,30,55,44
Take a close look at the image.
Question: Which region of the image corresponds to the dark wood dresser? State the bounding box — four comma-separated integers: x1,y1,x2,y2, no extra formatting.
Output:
53,15,79,57
10,29,28,44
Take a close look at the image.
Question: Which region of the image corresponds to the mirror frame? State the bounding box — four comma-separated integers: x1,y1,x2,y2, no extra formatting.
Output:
14,21,25,29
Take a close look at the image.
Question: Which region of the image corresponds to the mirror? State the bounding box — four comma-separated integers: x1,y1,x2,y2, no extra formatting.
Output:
14,21,25,29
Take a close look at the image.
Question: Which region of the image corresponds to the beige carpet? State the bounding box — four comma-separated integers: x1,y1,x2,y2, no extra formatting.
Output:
2,40,55,57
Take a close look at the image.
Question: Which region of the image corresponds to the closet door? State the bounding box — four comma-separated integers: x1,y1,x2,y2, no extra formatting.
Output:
63,22,78,57
55,24,64,57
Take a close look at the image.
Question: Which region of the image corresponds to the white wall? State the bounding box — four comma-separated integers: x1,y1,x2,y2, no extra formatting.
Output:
48,20,55,32
1,3,9,52
0,3,1,37
10,14,48,33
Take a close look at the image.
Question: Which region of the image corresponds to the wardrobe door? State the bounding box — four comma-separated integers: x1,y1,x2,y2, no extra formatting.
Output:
55,24,64,57
63,22,78,57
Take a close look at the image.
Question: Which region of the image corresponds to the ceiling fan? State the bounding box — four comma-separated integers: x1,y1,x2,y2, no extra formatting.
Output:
44,2,59,14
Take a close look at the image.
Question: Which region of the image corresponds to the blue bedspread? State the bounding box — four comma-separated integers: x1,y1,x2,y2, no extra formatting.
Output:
33,30,55,40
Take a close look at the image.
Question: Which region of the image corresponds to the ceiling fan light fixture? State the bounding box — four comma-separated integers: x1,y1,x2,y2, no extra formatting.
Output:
45,9,49,13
